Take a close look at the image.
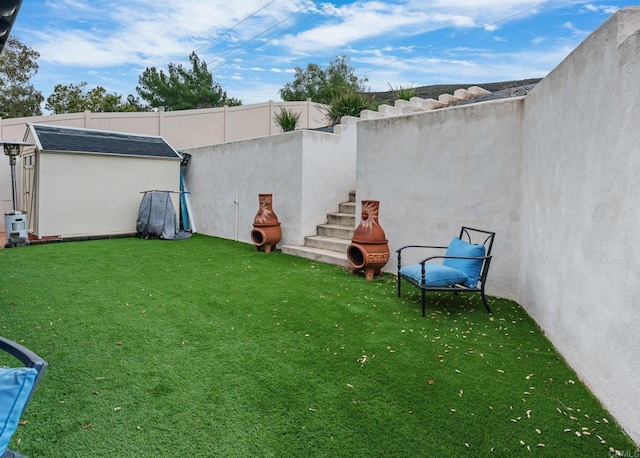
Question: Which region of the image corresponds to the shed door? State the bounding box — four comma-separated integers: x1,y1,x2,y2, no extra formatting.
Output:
22,150,37,234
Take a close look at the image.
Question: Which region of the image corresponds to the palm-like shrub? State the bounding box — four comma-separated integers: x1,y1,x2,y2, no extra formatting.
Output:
323,92,374,126
273,107,302,132
390,84,416,101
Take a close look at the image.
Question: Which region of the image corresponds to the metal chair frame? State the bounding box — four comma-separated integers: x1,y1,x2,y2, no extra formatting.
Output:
0,337,48,458
397,226,495,316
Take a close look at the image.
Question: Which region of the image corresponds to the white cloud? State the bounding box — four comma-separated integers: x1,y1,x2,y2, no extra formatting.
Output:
582,4,620,15
15,0,628,104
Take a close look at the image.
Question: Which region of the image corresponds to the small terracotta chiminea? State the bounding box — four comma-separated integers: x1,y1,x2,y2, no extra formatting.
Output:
347,200,390,280
251,193,281,253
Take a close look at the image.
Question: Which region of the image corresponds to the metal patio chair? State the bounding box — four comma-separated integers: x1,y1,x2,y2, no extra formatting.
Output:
0,337,48,458
397,227,495,316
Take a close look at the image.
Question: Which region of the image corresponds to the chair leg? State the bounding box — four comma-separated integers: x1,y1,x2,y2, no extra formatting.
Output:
397,275,401,297
421,289,426,316
481,291,492,314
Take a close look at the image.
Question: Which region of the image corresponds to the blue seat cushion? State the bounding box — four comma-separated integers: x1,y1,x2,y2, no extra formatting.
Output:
400,263,469,287
442,237,486,288
0,367,38,455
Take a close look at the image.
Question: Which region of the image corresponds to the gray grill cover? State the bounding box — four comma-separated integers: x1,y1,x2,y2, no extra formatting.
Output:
136,191,191,240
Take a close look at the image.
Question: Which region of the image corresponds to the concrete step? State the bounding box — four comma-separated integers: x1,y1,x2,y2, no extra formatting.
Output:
281,245,350,268
339,201,355,214
317,223,354,239
304,235,351,252
281,191,357,268
327,211,356,226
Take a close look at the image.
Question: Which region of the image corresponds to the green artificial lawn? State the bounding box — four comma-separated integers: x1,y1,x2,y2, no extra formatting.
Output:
0,235,635,457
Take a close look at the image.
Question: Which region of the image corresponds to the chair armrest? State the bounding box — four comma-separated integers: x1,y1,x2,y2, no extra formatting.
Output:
396,245,448,254
0,337,48,412
397,245,448,269
417,254,491,265
0,337,47,371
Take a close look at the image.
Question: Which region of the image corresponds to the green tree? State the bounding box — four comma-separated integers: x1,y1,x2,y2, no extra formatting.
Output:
279,55,368,104
0,37,44,118
45,82,146,114
136,52,241,110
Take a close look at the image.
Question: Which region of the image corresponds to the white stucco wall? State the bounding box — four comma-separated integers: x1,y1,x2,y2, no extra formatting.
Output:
182,124,357,246
521,8,640,442
34,152,180,238
356,98,524,300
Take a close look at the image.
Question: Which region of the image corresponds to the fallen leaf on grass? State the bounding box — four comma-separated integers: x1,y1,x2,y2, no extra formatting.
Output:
82,423,92,429
114,407,122,412
18,420,28,426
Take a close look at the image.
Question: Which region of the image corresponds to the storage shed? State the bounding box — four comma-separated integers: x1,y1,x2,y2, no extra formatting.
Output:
23,123,183,240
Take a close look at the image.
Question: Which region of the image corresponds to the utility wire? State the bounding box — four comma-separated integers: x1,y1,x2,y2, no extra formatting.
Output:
360,0,558,79
190,0,277,57
206,1,321,67
127,1,280,95
209,2,336,73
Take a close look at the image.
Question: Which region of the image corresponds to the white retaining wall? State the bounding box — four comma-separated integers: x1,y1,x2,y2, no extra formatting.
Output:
356,97,524,300
182,120,357,247
521,8,640,443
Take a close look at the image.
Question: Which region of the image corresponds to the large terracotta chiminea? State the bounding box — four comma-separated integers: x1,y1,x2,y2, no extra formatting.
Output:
347,200,390,280
251,193,281,253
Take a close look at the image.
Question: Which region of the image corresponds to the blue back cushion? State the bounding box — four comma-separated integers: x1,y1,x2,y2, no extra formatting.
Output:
442,237,486,288
400,263,468,287
0,367,37,455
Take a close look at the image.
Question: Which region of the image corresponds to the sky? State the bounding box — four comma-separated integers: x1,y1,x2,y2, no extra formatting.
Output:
10,0,638,106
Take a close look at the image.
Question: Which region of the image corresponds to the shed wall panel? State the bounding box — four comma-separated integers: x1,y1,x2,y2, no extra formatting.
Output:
36,152,179,238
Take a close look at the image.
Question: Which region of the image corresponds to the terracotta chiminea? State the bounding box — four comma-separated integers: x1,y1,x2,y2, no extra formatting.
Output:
347,200,390,280
251,193,281,253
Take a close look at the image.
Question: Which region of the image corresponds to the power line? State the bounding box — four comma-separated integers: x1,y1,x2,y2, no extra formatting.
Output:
209,3,336,73
359,0,558,79
205,1,318,68
128,1,280,94
190,0,278,58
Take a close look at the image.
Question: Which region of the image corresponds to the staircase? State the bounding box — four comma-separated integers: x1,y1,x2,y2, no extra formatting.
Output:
281,191,356,267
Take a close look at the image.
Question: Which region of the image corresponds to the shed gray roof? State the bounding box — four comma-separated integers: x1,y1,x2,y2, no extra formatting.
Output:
29,124,181,159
